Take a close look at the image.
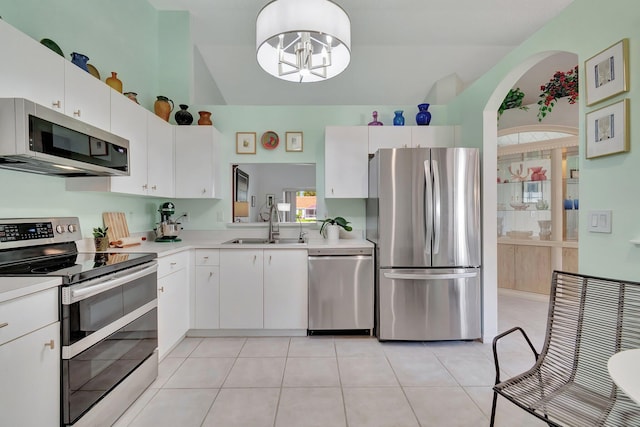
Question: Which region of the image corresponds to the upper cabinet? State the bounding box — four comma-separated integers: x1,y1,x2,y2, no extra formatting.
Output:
0,20,65,111
146,114,175,197
368,126,457,154
325,126,368,198
174,126,223,199
63,61,111,131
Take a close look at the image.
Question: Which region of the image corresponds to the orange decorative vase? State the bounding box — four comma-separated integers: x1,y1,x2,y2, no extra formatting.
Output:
106,72,123,93
154,96,174,122
198,111,212,125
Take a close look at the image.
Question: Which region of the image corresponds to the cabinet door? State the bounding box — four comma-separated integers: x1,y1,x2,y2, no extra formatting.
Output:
0,20,65,111
514,245,551,294
64,61,111,130
194,266,220,329
264,249,308,329
368,126,412,153
325,126,368,198
497,244,515,289
147,113,175,197
109,92,149,195
411,126,456,148
158,267,189,358
175,127,218,198
220,250,263,329
0,322,60,427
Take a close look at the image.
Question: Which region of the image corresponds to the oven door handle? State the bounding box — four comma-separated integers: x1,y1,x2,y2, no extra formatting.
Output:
64,262,158,304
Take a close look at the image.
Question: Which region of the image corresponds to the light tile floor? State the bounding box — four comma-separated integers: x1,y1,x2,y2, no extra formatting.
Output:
114,290,549,427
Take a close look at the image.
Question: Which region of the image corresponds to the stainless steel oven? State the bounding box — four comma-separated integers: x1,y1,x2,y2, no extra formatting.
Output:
0,217,158,427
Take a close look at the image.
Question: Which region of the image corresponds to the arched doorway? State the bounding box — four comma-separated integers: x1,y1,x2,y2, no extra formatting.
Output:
480,51,578,341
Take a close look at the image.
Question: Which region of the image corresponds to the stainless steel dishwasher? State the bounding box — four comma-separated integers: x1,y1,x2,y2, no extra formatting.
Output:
308,247,374,334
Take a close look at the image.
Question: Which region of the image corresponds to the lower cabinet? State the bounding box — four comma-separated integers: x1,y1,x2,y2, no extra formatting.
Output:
498,243,551,294
194,249,220,329
219,248,308,330
157,252,190,358
0,288,59,426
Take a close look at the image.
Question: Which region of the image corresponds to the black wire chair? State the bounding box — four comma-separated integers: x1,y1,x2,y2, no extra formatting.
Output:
491,270,640,426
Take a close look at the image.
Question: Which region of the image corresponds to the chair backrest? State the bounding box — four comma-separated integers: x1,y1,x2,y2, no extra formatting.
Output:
541,271,640,399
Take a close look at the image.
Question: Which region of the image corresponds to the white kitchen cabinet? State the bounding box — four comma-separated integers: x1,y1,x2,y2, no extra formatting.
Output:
193,249,220,329
64,61,111,131
324,126,368,198
0,20,65,111
66,99,175,197
263,249,308,329
146,113,175,197
0,287,60,426
175,126,223,198
411,126,456,148
219,249,264,329
157,252,190,359
368,126,412,153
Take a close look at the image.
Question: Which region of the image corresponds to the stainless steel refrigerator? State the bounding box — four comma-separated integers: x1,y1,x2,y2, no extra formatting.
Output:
366,147,481,341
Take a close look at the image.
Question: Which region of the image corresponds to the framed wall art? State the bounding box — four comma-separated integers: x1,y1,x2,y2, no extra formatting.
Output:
286,131,304,152
585,38,629,106
585,99,629,159
236,132,256,154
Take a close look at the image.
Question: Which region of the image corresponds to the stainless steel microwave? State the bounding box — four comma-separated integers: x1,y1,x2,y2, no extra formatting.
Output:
0,98,129,177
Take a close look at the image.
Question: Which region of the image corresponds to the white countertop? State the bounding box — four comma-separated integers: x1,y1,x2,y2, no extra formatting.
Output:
608,349,640,404
0,234,372,302
0,276,61,304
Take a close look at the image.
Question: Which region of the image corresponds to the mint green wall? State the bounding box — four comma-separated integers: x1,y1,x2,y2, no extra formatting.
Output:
447,0,640,280
0,0,448,237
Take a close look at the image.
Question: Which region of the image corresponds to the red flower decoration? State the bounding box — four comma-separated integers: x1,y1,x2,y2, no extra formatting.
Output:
537,65,579,121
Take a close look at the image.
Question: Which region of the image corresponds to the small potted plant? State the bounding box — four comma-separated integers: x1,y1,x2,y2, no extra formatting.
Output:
93,226,109,251
319,216,352,242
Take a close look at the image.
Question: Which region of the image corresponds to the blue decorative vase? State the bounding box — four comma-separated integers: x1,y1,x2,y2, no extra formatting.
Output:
393,110,405,126
416,103,432,125
70,52,89,72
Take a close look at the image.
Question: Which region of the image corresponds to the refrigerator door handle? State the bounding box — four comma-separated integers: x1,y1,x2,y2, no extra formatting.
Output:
383,271,478,280
432,159,441,254
423,160,433,256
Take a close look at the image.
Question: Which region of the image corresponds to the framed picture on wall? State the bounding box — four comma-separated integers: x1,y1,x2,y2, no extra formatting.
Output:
285,131,303,152
236,132,256,154
585,99,629,159
585,39,629,106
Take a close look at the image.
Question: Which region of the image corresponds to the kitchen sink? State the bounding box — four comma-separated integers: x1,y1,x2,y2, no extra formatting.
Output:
223,237,307,245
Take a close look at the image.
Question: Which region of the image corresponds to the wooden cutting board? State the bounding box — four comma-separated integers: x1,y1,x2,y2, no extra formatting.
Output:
102,212,130,243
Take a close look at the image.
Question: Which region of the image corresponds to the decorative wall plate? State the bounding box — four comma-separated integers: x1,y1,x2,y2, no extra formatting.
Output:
40,38,63,57
87,64,101,80
261,131,279,149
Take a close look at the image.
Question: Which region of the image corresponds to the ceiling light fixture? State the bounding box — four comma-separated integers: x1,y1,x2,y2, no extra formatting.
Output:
256,0,351,83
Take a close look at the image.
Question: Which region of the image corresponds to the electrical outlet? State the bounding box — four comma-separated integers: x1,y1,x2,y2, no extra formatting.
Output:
182,212,190,222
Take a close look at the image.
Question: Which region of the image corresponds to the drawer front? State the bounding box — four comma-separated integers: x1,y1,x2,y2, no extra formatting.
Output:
157,251,189,278
0,287,58,346
195,249,220,266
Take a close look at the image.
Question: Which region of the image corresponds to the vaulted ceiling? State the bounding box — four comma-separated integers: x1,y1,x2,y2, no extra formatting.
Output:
148,0,575,106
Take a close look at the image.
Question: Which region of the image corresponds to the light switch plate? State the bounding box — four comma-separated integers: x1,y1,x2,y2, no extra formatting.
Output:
588,210,612,233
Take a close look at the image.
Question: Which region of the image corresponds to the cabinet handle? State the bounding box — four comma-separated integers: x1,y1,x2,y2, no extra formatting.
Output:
170,262,177,266
269,255,272,264
253,255,257,263
201,188,207,194
0,322,8,328
403,144,408,148
142,184,148,190
203,256,209,260
209,272,213,278
44,340,55,350
52,100,61,108
152,185,157,190
73,109,81,117
331,188,334,195
158,286,164,292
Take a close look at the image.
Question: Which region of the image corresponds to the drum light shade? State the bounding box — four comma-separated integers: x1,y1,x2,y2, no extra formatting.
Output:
256,0,351,83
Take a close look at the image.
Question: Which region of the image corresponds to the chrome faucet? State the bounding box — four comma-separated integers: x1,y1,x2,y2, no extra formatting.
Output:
267,203,280,242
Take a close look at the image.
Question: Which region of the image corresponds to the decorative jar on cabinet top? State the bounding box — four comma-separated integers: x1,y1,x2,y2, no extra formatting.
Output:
368,111,383,126
70,52,89,72
198,111,212,125
174,104,194,125
154,96,174,122
106,72,123,93
393,110,405,126
416,103,432,125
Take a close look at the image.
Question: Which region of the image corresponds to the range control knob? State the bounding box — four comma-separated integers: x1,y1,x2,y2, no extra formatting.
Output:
67,224,78,233
55,225,65,234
